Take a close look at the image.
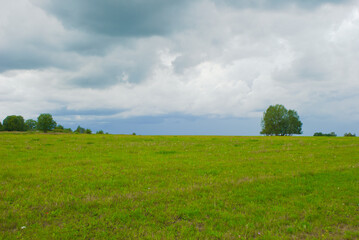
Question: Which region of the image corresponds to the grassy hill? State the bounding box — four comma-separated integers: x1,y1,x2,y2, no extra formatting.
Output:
1,133,358,239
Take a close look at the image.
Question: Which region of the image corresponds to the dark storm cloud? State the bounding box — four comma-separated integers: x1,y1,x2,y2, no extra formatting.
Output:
33,0,192,37
0,46,79,73
5,0,349,85
0,49,50,72
33,0,350,43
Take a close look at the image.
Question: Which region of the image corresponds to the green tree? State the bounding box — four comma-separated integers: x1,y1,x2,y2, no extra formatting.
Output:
25,119,37,131
260,105,287,136
85,128,92,134
0,121,3,131
3,115,25,131
37,114,57,133
96,130,104,134
260,104,302,136
285,110,302,135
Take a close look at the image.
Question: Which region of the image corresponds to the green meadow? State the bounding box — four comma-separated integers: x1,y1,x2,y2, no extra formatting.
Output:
1,133,358,239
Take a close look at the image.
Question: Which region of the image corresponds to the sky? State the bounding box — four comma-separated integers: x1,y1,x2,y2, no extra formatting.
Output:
1,0,359,135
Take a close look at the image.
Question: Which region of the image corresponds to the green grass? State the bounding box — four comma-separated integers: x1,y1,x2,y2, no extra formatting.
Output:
1,133,359,239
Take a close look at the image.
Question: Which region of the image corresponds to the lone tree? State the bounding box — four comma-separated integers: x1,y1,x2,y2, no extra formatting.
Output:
260,104,302,136
37,114,56,133
3,115,25,131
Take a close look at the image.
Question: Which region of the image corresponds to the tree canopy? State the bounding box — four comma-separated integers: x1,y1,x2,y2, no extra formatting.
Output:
260,104,302,136
3,115,25,131
37,114,57,133
25,119,37,131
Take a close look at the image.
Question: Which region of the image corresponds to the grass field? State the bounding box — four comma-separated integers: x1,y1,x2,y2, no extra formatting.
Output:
0,133,358,239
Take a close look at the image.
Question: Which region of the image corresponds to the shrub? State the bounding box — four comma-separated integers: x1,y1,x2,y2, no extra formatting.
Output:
344,133,356,137
52,128,64,133
53,127,72,133
74,126,85,134
96,130,104,134
64,128,73,133
314,132,337,137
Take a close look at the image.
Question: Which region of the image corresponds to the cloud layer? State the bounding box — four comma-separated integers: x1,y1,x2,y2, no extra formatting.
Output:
1,0,359,134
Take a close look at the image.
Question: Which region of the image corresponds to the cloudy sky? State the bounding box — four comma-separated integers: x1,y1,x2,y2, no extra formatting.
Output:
1,0,359,135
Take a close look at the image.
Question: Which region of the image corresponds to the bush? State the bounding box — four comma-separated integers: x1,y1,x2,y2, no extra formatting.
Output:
74,126,85,134
64,128,73,133
53,126,72,133
314,132,337,137
74,126,92,134
96,130,104,134
52,128,64,133
344,132,356,137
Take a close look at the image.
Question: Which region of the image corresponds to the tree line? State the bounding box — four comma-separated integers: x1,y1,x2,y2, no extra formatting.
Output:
0,114,106,134
313,132,356,137
0,107,355,136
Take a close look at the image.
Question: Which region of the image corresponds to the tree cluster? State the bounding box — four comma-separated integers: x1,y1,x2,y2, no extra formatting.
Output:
74,126,93,134
0,114,105,134
344,132,356,137
260,104,302,136
313,132,357,137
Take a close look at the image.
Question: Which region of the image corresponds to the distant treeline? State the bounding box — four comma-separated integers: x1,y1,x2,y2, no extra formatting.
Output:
0,114,107,134
313,132,356,137
0,113,356,137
